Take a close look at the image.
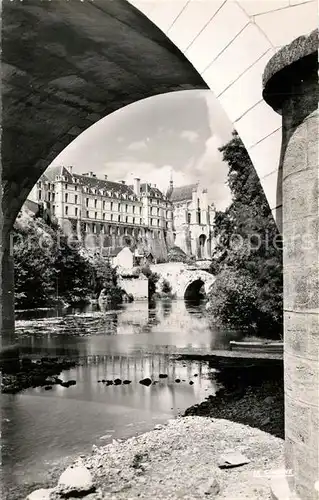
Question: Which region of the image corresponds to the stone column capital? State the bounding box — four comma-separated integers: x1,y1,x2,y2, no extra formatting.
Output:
262,29,318,114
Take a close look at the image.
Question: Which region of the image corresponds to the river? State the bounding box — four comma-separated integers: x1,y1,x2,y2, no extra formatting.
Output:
1,299,240,499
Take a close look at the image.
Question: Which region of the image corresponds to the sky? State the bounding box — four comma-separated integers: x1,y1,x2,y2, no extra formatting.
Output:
51,89,234,210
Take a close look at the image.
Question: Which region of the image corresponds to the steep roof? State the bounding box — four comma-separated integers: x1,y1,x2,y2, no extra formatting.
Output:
169,184,197,203
140,183,166,199
44,166,167,200
72,174,136,197
109,246,127,257
44,165,66,182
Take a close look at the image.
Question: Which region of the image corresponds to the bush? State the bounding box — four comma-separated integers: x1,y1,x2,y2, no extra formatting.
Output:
207,131,283,338
140,265,159,298
161,279,172,294
167,246,188,263
207,268,282,338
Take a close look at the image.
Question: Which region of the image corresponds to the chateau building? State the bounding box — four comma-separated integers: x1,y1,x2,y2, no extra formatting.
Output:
166,179,215,260
28,166,215,261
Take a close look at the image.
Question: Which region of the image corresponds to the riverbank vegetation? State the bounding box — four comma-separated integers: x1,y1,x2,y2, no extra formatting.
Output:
13,211,124,309
167,245,194,265
207,131,283,339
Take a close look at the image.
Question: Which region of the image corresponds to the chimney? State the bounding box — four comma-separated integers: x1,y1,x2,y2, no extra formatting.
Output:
133,177,140,196
121,180,126,185
104,174,108,180
89,172,95,177
68,166,73,174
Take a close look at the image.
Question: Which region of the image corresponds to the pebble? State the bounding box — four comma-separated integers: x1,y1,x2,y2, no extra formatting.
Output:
57,465,95,495
199,479,220,496
26,488,55,500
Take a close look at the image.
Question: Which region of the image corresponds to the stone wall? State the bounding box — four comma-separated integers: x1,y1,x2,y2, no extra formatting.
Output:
150,262,215,299
118,276,148,301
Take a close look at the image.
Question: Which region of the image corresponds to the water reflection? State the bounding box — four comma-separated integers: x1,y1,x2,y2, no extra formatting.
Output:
4,300,242,499
16,300,239,358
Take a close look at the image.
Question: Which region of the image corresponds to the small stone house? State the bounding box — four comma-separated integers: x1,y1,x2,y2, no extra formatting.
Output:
110,247,134,269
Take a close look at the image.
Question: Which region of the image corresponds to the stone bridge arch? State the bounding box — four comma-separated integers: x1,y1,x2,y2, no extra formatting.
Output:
129,0,316,227
181,272,215,300
151,263,215,299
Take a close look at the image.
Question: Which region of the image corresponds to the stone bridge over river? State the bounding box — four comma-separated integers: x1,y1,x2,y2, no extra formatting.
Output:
150,263,215,300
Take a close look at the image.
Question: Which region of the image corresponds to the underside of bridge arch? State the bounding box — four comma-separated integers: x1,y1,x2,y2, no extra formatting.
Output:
184,279,205,301
1,0,208,234
129,0,317,230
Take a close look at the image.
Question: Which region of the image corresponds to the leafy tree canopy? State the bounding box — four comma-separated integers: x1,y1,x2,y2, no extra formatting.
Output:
208,131,283,338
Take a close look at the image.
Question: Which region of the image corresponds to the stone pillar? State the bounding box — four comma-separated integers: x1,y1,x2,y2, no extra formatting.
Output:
0,229,19,372
263,30,318,500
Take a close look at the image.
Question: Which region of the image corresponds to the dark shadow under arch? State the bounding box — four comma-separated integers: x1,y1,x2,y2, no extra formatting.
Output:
184,279,205,302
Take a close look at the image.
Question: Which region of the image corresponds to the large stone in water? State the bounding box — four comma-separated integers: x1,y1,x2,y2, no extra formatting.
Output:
57,465,95,496
139,378,152,386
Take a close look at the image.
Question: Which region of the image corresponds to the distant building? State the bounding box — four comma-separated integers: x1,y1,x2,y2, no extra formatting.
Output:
28,165,174,261
28,166,216,261
166,179,215,259
110,247,134,269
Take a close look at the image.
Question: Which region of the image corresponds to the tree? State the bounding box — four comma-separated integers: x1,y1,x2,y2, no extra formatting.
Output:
208,131,283,337
161,279,172,294
13,211,122,308
140,265,159,298
91,255,123,304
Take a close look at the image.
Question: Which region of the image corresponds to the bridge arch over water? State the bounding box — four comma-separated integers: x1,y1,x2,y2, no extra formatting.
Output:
151,263,215,299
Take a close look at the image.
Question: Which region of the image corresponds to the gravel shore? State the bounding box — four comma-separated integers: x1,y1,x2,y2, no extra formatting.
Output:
26,417,284,500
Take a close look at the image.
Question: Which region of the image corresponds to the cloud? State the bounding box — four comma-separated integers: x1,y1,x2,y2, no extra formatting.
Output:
50,89,234,211
127,141,147,151
180,130,200,142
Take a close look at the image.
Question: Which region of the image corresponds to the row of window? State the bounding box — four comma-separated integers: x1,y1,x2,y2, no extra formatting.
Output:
85,224,163,239
57,194,172,219
62,182,166,202
38,186,171,210
38,182,55,191
64,206,168,228
38,190,56,202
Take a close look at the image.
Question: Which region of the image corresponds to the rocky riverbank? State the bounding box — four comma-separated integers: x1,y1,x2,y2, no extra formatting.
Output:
25,417,284,500
185,363,284,439
1,357,77,394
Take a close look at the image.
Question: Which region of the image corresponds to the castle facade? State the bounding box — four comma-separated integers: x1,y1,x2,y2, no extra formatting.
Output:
28,166,215,261
166,180,215,260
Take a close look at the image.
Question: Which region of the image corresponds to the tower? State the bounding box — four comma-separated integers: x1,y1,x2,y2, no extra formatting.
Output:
166,170,174,198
